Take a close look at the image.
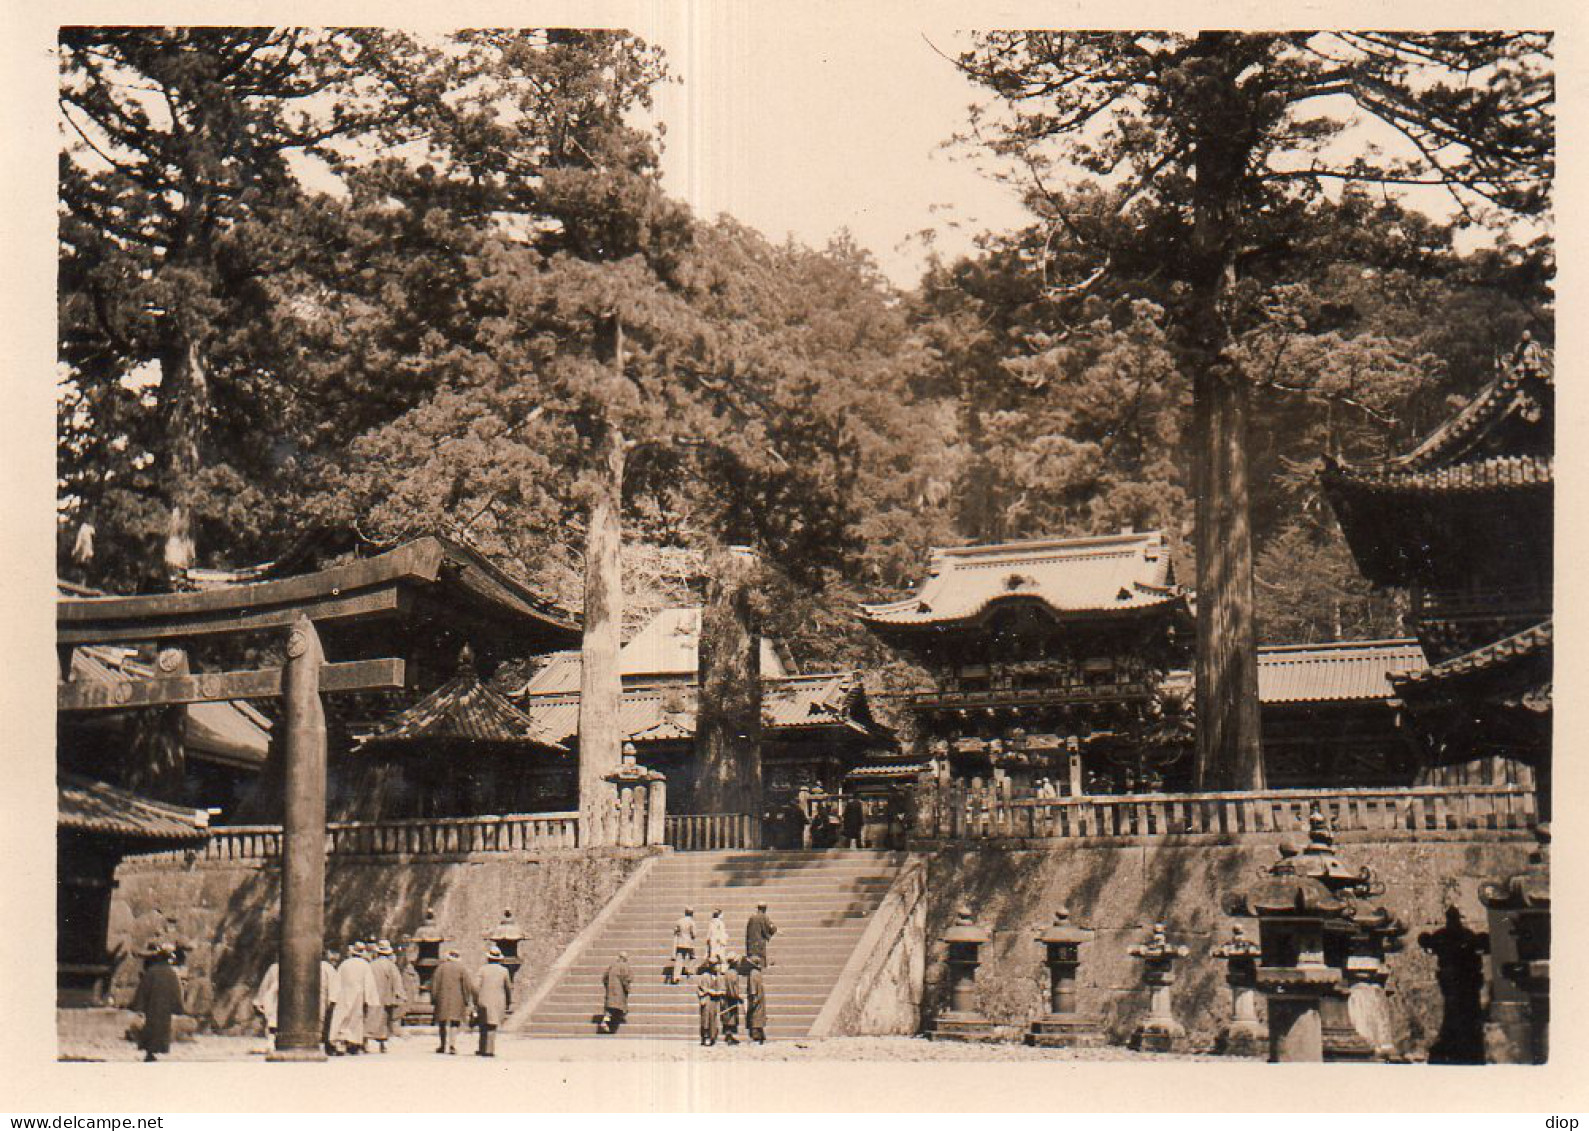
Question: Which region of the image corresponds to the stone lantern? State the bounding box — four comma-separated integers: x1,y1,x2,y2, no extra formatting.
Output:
1224,807,1386,1062
484,909,527,986
1344,906,1407,1060
1478,824,1550,1064
1128,923,1189,1052
1211,924,1264,1057
927,906,996,1041
410,908,446,1000
1027,907,1101,1047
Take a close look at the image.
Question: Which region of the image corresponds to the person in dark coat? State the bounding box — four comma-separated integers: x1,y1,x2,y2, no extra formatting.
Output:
131,946,184,1061
745,902,777,965
842,796,865,848
473,947,512,1057
599,952,631,1034
719,956,742,1045
695,961,723,1046
744,955,767,1044
430,948,474,1055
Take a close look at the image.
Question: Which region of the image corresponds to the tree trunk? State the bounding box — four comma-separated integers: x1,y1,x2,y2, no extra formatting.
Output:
577,420,626,846
158,335,209,583
1188,35,1264,790
694,545,763,818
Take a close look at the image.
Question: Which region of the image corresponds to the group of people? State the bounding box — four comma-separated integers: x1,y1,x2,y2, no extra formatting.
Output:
249,939,512,1057
764,789,910,851
645,902,775,1045
254,938,407,1056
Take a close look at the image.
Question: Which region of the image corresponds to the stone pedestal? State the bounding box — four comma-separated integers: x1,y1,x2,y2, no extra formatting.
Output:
1027,908,1102,1048
926,908,997,1042
1212,926,1264,1057
1128,924,1189,1053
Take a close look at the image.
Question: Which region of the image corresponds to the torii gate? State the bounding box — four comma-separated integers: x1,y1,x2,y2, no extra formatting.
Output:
57,536,579,1060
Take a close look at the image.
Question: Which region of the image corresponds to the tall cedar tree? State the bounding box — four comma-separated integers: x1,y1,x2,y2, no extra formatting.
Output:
955,32,1552,788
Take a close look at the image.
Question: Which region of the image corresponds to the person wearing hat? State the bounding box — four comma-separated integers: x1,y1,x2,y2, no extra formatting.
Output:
473,946,513,1057
745,902,777,966
599,951,631,1034
367,939,406,1053
669,907,697,984
331,940,383,1054
430,947,474,1055
131,944,185,1062
744,954,768,1044
695,958,724,1046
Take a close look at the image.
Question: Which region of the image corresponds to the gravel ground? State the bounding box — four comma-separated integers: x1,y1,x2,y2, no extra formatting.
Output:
59,1032,1201,1064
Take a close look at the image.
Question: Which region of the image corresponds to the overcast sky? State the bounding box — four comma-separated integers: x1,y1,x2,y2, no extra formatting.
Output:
636,8,1032,288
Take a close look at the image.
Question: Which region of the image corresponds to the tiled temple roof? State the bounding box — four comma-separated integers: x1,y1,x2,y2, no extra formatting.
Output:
523,607,789,694
521,671,883,748
357,658,566,751
1322,455,1551,495
1256,639,1427,704
1392,619,1551,695
58,774,210,842
859,531,1185,630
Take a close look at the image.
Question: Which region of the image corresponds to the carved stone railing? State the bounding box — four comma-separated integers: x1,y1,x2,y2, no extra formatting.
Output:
664,812,761,851
186,811,583,862
912,783,1538,843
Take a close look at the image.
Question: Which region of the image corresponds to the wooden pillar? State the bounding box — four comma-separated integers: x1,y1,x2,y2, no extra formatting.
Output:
269,615,327,1061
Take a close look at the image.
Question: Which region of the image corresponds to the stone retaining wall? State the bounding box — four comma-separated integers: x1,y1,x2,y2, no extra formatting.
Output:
920,832,1535,1054
109,847,659,1032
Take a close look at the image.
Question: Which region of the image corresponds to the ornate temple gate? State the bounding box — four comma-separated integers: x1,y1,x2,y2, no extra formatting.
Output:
56,536,579,1061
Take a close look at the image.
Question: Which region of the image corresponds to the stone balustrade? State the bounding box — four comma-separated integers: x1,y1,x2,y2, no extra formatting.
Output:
913,783,1538,842
663,812,762,851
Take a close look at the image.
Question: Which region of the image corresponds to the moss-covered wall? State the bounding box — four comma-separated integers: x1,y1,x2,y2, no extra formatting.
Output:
921,833,1535,1055
109,848,657,1032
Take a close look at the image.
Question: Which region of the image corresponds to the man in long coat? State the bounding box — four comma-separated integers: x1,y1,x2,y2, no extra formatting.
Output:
474,946,513,1057
745,955,768,1045
131,946,184,1061
706,909,729,962
695,960,723,1046
320,947,341,1055
330,941,382,1054
670,907,697,984
719,955,743,1045
367,940,406,1052
253,961,279,1055
599,952,631,1034
745,902,777,965
430,947,473,1055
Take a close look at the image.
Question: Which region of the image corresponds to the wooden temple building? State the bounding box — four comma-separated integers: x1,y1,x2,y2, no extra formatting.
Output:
1322,334,1553,807
513,607,894,813
857,531,1196,794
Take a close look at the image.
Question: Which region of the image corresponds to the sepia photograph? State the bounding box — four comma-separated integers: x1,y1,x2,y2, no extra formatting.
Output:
24,6,1569,1112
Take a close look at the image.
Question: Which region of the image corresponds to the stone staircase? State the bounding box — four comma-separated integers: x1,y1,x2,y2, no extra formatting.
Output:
521,850,906,1040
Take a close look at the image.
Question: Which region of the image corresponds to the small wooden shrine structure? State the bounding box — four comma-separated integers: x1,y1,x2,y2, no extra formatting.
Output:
858,531,1193,793
1321,334,1552,803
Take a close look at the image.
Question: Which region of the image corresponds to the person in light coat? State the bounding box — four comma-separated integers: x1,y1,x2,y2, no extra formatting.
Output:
253,961,279,1054
670,907,697,984
367,940,407,1052
473,946,513,1057
320,947,341,1055
330,941,382,1054
430,947,474,1054
706,909,729,962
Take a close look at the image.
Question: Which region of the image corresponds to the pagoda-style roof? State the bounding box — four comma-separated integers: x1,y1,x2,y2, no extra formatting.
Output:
58,774,210,843
1257,639,1427,705
1320,337,1553,587
523,606,790,694
1392,619,1551,711
356,654,567,752
521,671,889,749
859,530,1186,633
57,535,580,659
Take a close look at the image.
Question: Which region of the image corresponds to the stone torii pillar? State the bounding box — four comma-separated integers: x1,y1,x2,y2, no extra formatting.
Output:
269,615,329,1061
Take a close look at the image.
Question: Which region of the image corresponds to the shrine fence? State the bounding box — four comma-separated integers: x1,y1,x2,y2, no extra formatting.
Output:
911,782,1539,842
664,812,762,851
186,811,583,862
